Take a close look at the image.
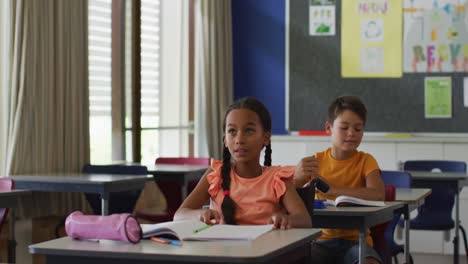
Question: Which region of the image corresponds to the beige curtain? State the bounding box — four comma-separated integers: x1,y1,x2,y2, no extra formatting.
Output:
5,0,90,218
194,0,233,160
0,0,11,174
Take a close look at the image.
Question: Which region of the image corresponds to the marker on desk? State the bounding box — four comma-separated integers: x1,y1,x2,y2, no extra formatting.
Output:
194,224,212,233
150,237,182,246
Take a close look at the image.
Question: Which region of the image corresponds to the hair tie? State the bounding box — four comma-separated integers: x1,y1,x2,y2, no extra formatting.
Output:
223,190,230,196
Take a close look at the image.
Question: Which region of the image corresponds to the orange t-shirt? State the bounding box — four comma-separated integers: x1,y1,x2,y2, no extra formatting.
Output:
206,160,295,225
315,148,380,246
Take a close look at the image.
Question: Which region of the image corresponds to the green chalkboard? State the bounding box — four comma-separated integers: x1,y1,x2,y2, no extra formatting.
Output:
288,0,468,132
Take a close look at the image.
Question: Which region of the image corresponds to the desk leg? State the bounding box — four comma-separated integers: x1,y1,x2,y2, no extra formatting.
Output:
7,208,16,263
454,190,460,264
404,206,410,264
101,195,109,216
358,228,366,264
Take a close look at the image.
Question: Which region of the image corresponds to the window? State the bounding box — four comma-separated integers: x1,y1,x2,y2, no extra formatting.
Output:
88,0,112,163
88,0,190,164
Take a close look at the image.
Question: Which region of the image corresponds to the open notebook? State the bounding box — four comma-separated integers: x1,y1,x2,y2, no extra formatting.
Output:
141,220,273,241
323,195,386,207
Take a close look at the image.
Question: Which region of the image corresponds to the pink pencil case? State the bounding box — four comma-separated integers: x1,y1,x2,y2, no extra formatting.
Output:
65,211,142,243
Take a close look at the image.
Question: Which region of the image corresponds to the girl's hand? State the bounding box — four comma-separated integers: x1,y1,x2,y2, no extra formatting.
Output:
199,209,221,225
268,213,291,230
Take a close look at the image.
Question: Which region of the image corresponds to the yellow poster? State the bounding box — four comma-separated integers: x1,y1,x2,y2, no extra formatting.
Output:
341,0,402,78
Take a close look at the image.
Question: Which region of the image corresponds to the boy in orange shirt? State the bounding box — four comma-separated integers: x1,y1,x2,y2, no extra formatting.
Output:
295,96,385,264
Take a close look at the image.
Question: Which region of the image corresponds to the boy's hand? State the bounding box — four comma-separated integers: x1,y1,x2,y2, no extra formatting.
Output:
268,213,291,230
295,156,319,185
199,209,221,225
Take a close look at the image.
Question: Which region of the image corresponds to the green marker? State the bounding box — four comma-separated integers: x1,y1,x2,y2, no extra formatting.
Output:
194,224,212,233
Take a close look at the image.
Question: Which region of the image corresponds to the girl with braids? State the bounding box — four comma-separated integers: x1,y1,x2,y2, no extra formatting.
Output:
174,97,311,229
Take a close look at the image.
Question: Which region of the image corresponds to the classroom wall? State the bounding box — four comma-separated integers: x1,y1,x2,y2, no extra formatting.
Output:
231,0,287,135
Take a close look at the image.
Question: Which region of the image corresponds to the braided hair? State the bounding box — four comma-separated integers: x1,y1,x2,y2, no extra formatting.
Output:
221,97,272,224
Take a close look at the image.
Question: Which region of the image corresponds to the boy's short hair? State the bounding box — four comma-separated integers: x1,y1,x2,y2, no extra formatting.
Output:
327,96,367,125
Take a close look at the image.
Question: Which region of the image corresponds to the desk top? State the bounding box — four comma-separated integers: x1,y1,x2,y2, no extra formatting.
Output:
313,202,404,230
314,201,402,216
395,188,431,204
29,228,321,263
8,174,152,184
5,174,152,195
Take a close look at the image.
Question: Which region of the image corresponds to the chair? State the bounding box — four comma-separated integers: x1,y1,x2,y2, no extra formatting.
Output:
296,180,316,224
0,178,13,263
370,184,396,264
381,170,414,264
0,178,14,230
137,157,210,223
403,160,468,261
82,164,148,215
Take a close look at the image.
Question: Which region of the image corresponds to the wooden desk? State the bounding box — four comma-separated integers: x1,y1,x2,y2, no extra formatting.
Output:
395,188,431,264
409,171,468,264
0,189,31,263
10,173,152,215
29,228,321,264
146,164,208,200
313,202,403,264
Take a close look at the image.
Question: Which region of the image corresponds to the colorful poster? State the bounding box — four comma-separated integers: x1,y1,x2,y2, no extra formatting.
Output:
425,77,452,118
403,0,468,73
342,0,402,77
309,0,336,36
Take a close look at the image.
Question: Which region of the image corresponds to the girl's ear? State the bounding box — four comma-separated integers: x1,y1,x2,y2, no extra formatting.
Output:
325,121,332,135
223,135,226,147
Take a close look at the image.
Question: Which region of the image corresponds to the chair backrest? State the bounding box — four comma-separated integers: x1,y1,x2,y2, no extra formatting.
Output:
381,170,412,188
82,164,148,215
154,157,210,218
381,170,412,257
155,157,210,166
371,184,395,264
403,160,466,173
403,160,467,229
0,178,14,229
296,183,315,224
82,164,148,175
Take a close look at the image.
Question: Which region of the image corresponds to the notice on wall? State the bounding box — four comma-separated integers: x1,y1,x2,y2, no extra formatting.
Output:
403,0,468,73
342,0,402,77
309,0,336,36
425,77,452,118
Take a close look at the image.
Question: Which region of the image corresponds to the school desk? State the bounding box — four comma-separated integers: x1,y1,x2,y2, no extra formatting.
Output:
409,171,468,264
395,188,432,264
0,189,31,263
145,164,208,199
11,173,152,215
313,202,404,264
29,228,321,264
